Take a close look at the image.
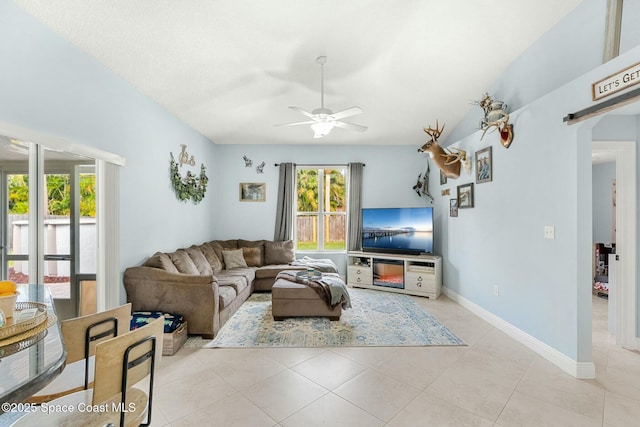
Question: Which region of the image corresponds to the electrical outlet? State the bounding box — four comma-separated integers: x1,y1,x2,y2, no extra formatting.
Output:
544,225,555,239
494,285,500,296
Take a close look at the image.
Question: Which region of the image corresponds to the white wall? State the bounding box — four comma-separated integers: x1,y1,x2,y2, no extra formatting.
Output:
0,2,218,300
592,162,616,244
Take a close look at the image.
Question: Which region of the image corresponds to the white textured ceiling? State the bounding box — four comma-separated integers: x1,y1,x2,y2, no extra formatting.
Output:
14,0,583,146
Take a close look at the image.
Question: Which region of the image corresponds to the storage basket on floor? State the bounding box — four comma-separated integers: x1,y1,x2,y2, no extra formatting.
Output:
130,311,187,356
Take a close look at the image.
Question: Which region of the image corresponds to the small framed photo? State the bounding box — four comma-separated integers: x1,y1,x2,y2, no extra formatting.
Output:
440,170,447,185
475,146,492,184
239,182,266,202
457,183,474,209
449,198,458,217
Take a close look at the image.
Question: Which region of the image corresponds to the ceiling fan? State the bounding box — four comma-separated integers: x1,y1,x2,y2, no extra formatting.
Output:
276,56,367,138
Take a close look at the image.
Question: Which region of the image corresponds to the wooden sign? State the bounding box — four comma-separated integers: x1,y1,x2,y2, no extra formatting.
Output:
592,61,640,101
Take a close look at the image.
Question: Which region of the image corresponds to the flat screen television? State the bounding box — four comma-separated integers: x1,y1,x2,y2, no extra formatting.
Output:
361,207,434,255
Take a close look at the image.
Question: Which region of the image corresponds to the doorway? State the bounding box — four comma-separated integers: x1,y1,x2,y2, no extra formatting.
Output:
591,140,637,350
1,137,97,320
0,123,123,317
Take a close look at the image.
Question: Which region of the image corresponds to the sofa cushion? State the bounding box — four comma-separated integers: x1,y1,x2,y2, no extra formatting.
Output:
168,250,200,275
186,246,213,276
211,239,238,251
198,243,224,273
218,285,237,310
222,249,248,269
238,240,265,266
255,264,305,279
143,252,179,274
216,269,254,294
242,246,263,267
264,240,295,265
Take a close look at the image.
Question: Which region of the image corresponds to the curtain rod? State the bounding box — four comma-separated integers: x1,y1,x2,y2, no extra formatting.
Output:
563,85,640,125
274,163,365,167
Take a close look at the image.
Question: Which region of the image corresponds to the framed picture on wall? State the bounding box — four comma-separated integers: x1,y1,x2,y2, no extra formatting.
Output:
475,146,492,184
449,198,458,217
457,183,474,208
239,182,266,202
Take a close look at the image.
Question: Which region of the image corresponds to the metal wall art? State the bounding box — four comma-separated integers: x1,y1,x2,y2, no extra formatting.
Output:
170,145,208,204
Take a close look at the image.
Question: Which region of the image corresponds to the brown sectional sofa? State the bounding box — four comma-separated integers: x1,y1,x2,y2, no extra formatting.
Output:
123,239,305,338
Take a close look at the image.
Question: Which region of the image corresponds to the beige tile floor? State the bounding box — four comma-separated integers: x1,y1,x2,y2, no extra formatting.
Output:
150,294,640,426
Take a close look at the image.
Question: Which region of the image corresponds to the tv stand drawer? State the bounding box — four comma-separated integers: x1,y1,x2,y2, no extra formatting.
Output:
404,273,437,294
348,266,373,285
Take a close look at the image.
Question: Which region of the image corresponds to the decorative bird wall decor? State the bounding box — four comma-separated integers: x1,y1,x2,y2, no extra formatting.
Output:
412,159,433,202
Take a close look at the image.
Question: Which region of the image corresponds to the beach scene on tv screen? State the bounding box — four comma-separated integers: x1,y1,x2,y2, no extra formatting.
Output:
362,208,433,253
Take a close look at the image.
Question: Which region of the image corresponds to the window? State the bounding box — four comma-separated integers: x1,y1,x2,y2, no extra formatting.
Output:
295,166,347,251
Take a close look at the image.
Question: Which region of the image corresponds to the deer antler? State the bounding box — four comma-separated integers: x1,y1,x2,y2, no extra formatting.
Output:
442,148,466,166
480,113,510,140
423,120,445,141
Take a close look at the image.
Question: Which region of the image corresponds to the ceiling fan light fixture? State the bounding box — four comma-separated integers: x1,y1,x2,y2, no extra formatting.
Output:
311,121,334,138
275,56,366,138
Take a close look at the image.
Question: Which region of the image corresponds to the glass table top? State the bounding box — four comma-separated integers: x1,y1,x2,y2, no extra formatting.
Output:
0,284,66,407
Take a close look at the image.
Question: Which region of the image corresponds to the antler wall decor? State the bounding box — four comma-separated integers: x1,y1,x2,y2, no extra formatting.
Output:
418,120,467,179
475,93,514,148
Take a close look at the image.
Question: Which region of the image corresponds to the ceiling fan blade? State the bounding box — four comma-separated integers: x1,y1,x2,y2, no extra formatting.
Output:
275,120,316,127
288,106,315,118
331,106,363,120
334,121,368,132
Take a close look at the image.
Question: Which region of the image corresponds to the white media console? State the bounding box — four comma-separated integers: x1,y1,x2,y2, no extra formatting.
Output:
347,251,442,299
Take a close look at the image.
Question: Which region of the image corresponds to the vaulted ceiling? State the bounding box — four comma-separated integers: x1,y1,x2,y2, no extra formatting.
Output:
14,0,583,145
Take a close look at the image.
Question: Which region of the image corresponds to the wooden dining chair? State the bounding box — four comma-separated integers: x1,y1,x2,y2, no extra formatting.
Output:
26,303,132,404
14,316,164,427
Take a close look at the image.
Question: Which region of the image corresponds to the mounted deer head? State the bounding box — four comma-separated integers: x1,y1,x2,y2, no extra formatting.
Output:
476,93,514,148
418,121,466,179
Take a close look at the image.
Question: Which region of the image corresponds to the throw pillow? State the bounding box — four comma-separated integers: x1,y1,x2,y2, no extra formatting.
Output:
239,239,265,266
242,246,263,267
264,240,295,265
209,240,238,268
222,249,248,269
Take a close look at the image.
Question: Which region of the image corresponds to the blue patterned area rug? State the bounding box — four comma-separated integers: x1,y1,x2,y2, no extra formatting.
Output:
204,288,464,348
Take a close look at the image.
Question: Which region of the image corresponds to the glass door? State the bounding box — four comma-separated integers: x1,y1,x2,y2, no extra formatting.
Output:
1,138,96,320
42,148,96,320
1,138,30,285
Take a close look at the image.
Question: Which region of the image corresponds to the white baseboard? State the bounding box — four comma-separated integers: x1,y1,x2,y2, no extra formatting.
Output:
442,287,596,379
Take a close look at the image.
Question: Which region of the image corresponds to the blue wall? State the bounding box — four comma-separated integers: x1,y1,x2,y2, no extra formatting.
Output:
0,2,218,293
213,144,434,272
441,0,640,361
592,162,615,244
2,0,639,364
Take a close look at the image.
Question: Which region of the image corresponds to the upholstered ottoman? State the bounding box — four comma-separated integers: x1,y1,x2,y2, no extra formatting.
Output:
272,278,341,320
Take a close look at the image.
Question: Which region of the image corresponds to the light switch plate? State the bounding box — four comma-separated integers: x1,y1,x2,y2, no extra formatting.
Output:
544,226,555,239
